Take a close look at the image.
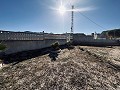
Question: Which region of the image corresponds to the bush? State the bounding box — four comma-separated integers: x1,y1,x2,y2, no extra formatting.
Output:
67,41,74,50
0,43,6,51
51,41,60,50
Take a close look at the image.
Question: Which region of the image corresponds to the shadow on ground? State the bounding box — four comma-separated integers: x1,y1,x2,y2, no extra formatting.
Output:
0,45,70,65
48,50,59,61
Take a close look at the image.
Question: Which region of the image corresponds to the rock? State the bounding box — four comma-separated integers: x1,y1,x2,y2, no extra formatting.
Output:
108,60,120,69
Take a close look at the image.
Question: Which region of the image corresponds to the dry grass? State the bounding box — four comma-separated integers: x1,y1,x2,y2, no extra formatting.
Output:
0,46,120,90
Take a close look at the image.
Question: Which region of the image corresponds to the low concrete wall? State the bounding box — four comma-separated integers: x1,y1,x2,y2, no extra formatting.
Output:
73,34,120,46
73,37,119,46
1,39,67,55
1,33,119,55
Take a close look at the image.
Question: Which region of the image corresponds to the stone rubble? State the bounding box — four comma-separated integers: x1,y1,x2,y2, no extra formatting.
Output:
0,46,120,90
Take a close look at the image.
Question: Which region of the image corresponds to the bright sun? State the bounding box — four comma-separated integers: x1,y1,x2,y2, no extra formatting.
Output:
59,5,66,15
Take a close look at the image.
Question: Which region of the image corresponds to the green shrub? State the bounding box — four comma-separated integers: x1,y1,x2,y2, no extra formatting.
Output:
51,41,60,50
0,43,6,51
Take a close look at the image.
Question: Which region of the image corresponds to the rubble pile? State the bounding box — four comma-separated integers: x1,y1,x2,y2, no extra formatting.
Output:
80,46,120,69
0,46,120,90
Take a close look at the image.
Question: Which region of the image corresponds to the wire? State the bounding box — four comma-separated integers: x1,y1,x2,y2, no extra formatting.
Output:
78,12,106,30
68,1,106,30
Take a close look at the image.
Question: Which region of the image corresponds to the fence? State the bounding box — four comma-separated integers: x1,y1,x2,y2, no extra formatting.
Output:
0,31,67,41
0,31,70,54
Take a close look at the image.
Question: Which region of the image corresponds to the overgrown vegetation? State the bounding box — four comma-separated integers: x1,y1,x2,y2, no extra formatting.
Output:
101,29,120,38
66,41,74,50
51,41,60,50
0,43,6,51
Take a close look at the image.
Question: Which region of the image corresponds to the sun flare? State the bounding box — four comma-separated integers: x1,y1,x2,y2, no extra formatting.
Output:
59,5,66,15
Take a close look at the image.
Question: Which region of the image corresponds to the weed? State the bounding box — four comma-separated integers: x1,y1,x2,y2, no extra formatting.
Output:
0,43,6,51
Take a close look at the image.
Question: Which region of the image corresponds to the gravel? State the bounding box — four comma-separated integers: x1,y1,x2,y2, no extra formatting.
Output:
0,46,120,90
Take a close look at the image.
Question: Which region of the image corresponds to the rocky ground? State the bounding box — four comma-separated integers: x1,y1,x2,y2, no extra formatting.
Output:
0,46,120,90
80,46,120,69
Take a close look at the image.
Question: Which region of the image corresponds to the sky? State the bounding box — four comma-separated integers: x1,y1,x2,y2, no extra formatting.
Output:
0,0,120,34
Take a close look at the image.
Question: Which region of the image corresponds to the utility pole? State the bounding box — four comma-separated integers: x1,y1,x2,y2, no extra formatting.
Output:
69,5,74,42
71,5,74,34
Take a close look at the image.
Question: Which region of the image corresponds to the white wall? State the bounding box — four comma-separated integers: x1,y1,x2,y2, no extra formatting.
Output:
2,39,67,54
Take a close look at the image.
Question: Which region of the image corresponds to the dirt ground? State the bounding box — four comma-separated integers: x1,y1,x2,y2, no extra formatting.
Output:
0,46,120,90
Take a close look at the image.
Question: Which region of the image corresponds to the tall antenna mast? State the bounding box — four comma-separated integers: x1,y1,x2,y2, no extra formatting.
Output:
71,5,74,33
